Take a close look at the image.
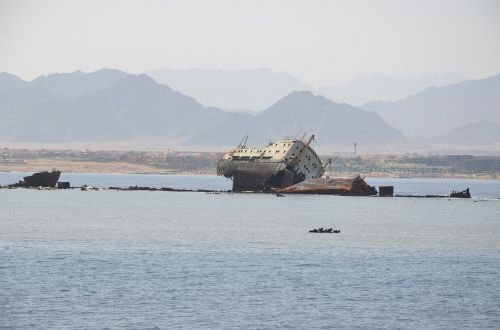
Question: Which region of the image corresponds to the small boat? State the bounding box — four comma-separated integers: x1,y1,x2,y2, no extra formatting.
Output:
309,227,340,233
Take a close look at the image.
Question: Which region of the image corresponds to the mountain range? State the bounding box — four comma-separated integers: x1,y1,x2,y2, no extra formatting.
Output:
185,91,406,147
0,69,406,147
1,68,499,149
148,69,466,110
362,74,500,138
319,72,465,106
147,68,312,112
432,121,500,145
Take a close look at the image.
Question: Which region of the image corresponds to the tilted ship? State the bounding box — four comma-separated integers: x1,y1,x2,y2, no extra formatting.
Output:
217,135,326,191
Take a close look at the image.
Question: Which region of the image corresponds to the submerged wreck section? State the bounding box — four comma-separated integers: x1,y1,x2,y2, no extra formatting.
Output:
450,188,471,198
217,135,325,192
216,160,288,191
278,176,377,196
8,170,61,188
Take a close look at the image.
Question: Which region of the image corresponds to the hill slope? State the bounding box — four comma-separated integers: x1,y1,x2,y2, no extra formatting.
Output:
0,72,28,91
186,91,407,147
433,121,500,145
31,69,129,97
1,71,230,142
362,74,500,137
319,72,464,106
147,68,313,111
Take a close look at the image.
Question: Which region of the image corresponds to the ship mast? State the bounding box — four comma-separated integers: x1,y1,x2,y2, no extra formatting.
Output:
237,134,248,148
304,134,315,146
321,158,332,172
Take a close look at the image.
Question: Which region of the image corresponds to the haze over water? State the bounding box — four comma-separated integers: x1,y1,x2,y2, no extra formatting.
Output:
1,175,499,328
1,0,500,327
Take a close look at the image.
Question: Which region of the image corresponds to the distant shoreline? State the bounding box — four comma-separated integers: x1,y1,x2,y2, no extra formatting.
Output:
0,160,498,180
0,159,197,175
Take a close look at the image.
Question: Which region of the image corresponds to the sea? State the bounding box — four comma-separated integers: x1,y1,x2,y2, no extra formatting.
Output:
1,172,499,329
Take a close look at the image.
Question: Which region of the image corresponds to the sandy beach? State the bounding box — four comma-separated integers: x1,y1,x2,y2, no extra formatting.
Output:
0,159,179,174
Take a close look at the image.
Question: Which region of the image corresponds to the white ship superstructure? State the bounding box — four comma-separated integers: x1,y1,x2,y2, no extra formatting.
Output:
217,135,324,191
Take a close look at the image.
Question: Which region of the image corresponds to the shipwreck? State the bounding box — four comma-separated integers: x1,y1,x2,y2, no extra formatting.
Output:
279,176,378,196
9,170,61,188
217,135,326,192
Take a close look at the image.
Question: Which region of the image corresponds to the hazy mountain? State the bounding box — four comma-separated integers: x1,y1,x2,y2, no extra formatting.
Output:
0,72,28,91
362,74,500,137
319,72,465,106
14,74,231,142
0,69,408,147
0,70,233,142
31,68,129,98
185,91,407,147
0,69,131,139
147,68,313,111
0,84,67,139
433,121,500,145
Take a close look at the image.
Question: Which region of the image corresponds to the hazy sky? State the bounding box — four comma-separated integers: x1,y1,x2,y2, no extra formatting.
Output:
1,0,499,86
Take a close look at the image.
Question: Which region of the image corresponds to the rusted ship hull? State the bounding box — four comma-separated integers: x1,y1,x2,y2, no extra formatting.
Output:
217,160,304,192
23,170,61,187
278,176,377,196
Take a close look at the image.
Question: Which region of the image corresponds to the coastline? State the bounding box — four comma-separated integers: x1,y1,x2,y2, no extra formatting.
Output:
0,159,184,175
0,159,498,179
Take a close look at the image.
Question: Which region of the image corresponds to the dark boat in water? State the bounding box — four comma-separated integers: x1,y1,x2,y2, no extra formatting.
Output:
23,170,61,187
309,228,340,233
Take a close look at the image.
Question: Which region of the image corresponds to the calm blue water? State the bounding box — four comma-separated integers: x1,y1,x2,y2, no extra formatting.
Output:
1,171,499,197
0,172,233,191
1,174,500,329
